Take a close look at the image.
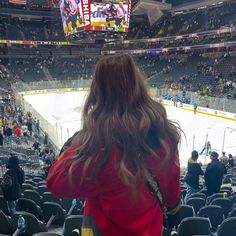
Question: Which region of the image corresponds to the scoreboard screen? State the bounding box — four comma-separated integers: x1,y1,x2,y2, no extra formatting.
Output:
60,0,131,37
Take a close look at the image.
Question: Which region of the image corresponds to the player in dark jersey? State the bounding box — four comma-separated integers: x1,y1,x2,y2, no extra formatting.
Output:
102,1,117,26
63,0,82,32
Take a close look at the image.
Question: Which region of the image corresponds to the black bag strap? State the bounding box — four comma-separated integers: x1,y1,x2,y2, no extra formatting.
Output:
144,168,181,228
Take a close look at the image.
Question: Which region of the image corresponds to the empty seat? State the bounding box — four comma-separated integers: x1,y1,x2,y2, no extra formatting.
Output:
175,205,195,227
33,234,62,236
206,193,224,204
218,217,236,236
197,205,224,228
220,186,232,192
210,198,232,217
25,180,36,186
0,209,12,235
24,190,43,207
34,177,44,183
12,211,46,236
222,174,232,184
199,188,208,196
33,234,63,236
37,185,48,196
38,181,47,186
190,193,206,200
63,215,83,236
177,217,211,236
186,198,205,214
22,183,34,191
17,198,44,221
219,189,231,197
0,195,10,216
42,202,66,226
43,192,62,205
228,207,236,217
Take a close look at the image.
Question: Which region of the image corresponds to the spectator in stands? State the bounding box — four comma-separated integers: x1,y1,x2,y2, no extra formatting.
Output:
14,125,22,138
4,124,13,143
44,132,49,146
200,141,211,156
184,150,204,203
32,140,41,152
47,54,181,236
21,122,28,136
43,148,54,176
1,154,25,216
219,151,228,166
26,119,33,136
204,151,227,196
228,154,234,168
0,126,3,146
36,119,40,133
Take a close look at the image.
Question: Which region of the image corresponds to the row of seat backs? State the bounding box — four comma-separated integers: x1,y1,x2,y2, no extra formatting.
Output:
176,203,236,229
177,216,236,236
0,196,83,224
0,209,83,236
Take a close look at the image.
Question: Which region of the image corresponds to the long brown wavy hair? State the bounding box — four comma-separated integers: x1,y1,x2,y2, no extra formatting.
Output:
65,54,180,187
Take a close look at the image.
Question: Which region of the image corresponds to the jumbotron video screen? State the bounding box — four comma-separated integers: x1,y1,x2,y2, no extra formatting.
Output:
60,0,131,38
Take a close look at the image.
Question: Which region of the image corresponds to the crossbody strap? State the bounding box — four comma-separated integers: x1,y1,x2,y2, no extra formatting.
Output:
144,168,181,217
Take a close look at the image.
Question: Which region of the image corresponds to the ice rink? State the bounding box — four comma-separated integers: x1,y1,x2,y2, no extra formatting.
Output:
23,91,236,166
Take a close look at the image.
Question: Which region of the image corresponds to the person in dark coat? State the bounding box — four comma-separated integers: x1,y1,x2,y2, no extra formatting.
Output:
0,127,3,146
184,150,204,203
44,132,49,146
204,151,227,196
2,154,25,216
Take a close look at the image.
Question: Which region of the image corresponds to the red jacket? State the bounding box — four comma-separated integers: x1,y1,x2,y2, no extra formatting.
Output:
47,144,180,236
14,127,22,137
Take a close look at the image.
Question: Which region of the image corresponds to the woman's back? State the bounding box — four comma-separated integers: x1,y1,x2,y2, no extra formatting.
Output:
47,54,181,236
47,143,180,236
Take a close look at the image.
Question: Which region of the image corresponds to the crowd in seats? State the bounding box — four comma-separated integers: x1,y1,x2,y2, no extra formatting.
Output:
1,146,236,235
0,17,65,41
137,2,236,39
1,51,236,100
0,2,235,44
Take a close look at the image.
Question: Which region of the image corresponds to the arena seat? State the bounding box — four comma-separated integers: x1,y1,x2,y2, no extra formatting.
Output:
22,183,34,191
25,180,37,186
42,202,66,227
12,211,47,236
228,207,236,217
197,205,224,228
217,217,236,236
37,185,48,196
206,193,224,205
63,215,83,236
186,198,205,214
43,192,62,206
17,198,44,221
175,205,195,227
210,198,232,217
0,195,10,216
33,233,63,236
177,217,211,236
23,189,43,207
189,193,206,200
0,209,12,235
